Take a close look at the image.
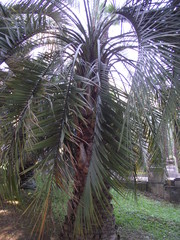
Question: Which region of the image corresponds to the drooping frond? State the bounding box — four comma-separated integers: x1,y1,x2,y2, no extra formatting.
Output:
0,0,180,238
116,0,180,166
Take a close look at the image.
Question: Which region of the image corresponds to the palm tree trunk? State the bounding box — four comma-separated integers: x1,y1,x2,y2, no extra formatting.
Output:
60,85,118,239
60,187,118,240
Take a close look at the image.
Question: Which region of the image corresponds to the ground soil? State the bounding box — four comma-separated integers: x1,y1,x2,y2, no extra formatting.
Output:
0,202,152,240
0,192,176,240
0,200,59,240
0,201,32,240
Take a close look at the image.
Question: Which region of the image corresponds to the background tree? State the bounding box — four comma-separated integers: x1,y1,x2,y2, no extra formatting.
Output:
0,0,180,239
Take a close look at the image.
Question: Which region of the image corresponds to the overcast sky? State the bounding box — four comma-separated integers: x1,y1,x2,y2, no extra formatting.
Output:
0,0,15,3
0,0,20,4
0,0,126,7
0,0,136,92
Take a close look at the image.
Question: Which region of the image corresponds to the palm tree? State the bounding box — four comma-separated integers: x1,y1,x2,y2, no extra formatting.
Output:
0,0,180,239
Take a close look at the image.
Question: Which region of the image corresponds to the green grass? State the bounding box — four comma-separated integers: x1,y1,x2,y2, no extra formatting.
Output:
1,169,179,239
34,174,180,240
34,173,70,225
112,190,180,240
23,175,180,239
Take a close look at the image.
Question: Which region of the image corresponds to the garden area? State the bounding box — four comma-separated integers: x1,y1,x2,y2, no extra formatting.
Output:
0,189,180,240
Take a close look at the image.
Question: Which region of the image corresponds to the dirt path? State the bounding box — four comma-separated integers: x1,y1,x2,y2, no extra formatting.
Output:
0,200,61,240
0,202,32,240
0,201,154,240
0,193,174,240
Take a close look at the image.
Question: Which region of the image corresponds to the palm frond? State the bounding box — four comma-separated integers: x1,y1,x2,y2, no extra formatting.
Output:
0,0,180,238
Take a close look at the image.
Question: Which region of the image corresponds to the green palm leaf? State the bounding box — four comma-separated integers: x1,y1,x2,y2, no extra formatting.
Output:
0,0,180,239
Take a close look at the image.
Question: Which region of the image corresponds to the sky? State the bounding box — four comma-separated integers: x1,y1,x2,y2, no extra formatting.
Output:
0,0,137,92
0,0,17,3
0,0,126,6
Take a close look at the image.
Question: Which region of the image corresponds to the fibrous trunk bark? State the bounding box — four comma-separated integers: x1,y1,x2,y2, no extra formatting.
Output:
60,187,118,240
60,93,117,239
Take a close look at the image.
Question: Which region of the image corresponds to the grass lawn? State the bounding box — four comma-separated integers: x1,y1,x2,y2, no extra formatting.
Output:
1,171,180,239
112,190,180,240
